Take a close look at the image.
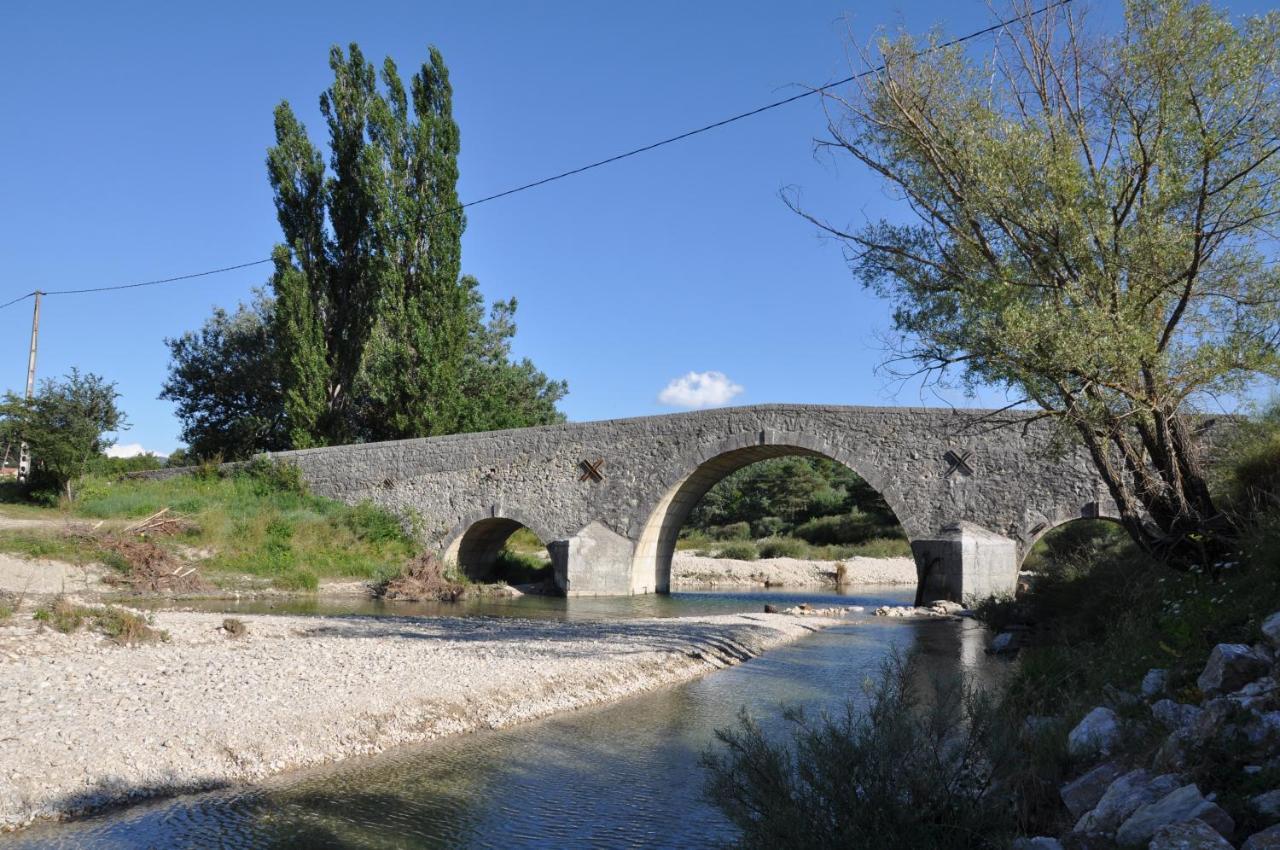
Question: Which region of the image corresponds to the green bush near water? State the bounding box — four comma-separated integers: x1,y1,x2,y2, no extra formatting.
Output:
491,549,552,584
714,541,759,561
756,537,808,559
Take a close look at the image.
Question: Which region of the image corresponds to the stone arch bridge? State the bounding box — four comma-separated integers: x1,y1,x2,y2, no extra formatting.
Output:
269,404,1116,602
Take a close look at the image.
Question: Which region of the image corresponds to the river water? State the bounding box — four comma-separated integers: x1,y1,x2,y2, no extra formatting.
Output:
6,587,1002,849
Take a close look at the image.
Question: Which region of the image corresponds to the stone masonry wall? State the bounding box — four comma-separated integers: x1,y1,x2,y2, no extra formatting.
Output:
265,404,1114,565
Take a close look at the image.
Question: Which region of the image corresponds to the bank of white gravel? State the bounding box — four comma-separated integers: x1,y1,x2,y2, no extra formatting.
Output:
671,551,916,588
0,606,838,831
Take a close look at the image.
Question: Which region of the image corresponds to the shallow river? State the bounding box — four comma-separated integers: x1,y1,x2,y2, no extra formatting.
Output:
6,587,1003,849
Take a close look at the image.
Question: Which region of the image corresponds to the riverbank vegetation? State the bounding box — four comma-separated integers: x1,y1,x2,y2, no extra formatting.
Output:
797,0,1280,567
0,460,418,591
679,457,910,561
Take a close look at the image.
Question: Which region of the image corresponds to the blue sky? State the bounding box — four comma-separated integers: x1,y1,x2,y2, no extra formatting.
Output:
1,1,1274,455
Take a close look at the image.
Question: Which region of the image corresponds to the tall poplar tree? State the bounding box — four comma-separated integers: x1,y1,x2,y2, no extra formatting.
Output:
263,44,560,446
357,47,472,441
164,44,563,456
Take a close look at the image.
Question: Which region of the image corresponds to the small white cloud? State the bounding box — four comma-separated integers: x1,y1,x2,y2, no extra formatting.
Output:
658,371,744,409
106,443,164,459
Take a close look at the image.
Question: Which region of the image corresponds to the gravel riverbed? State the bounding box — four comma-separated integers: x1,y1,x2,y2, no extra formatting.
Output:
0,606,837,831
670,551,917,588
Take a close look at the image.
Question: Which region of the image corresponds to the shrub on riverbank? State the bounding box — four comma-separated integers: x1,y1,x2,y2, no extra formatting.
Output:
756,537,807,559
491,549,552,584
715,541,759,561
32,598,168,644
703,653,1014,850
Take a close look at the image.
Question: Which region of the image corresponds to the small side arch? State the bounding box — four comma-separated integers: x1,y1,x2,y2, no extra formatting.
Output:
440,507,556,581
627,430,915,594
1019,509,1125,569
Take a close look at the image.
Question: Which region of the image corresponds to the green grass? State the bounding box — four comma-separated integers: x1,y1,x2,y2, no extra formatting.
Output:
1,465,418,586
33,597,169,644
504,526,549,556
492,549,552,584
702,535,912,561
757,536,808,559
819,536,913,560
0,531,113,565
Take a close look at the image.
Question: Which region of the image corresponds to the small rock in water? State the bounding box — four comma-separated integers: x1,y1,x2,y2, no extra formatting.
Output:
989,632,1019,655
763,604,778,614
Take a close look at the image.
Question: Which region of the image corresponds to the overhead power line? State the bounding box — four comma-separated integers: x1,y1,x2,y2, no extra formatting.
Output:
0,0,1073,313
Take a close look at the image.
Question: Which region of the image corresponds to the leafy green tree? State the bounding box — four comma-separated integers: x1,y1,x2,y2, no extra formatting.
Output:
165,43,565,453
687,456,901,540
454,288,567,432
268,43,523,445
802,0,1280,562
160,293,289,460
0,370,125,501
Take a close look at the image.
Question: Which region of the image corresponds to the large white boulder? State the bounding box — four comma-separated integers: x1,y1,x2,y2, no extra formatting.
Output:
1060,762,1122,820
1261,611,1280,649
1250,789,1280,819
1243,823,1280,850
1115,784,1234,847
1068,706,1122,760
1152,699,1204,731
1075,770,1181,835
1197,644,1270,696
1142,668,1170,699
1149,819,1234,849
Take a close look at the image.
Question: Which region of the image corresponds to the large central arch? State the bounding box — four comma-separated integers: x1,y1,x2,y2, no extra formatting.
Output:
628,433,913,594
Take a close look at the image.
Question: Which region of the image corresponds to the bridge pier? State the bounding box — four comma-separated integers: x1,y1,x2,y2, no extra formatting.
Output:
548,521,638,596
911,522,1019,605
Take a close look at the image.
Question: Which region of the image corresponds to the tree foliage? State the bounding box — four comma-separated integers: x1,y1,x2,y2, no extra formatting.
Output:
687,457,900,542
804,0,1280,561
160,293,290,460
265,43,563,447
0,370,125,500
163,43,565,457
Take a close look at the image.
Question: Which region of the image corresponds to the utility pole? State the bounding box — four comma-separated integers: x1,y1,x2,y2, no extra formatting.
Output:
16,291,41,483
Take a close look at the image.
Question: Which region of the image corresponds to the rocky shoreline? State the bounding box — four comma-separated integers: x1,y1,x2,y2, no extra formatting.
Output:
1014,611,1280,849
0,606,840,832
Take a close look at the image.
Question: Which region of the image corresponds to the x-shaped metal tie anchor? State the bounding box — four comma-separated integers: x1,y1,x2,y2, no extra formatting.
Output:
578,458,605,482
944,449,974,477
